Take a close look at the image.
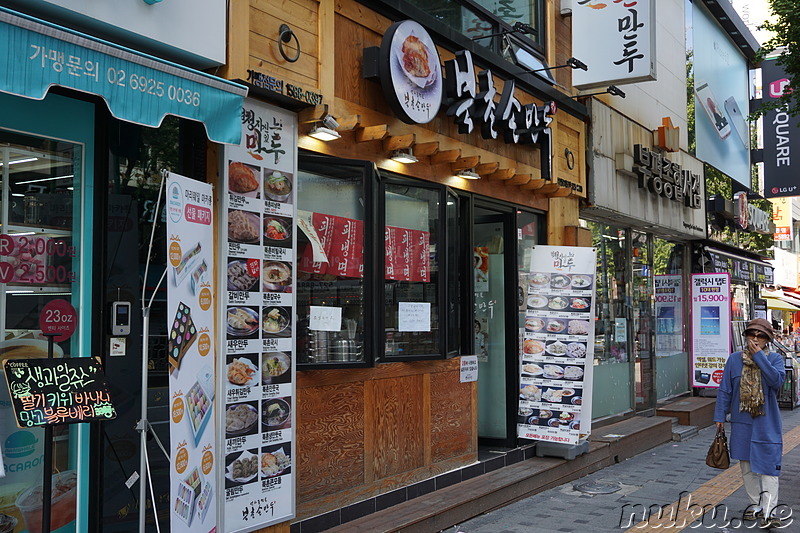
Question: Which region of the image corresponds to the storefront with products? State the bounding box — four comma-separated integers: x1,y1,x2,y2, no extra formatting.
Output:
580,100,707,420
224,0,589,527
0,3,247,533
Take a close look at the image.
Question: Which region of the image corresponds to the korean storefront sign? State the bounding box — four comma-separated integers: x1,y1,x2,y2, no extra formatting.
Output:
632,145,701,209
690,273,731,388
166,172,217,532
220,98,297,532
771,197,793,241
572,0,656,88
655,275,683,357
366,20,556,180
518,246,597,445
762,57,800,198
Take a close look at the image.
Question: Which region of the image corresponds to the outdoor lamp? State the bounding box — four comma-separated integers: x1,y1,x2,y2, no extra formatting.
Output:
390,148,418,164
456,168,480,180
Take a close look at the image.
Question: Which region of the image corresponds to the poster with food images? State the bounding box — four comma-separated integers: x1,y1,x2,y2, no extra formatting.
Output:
220,99,296,532
518,246,597,445
166,172,216,533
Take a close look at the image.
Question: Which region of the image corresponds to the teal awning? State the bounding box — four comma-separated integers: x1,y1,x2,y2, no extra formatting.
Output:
0,7,247,144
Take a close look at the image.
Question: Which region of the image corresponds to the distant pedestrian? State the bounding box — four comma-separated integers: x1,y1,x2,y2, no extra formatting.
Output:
714,318,786,528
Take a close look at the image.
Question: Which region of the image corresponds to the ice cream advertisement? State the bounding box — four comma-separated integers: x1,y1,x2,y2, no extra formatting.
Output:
166,172,217,533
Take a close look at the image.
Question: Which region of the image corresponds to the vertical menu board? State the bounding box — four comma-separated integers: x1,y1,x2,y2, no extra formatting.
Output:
221,99,296,532
690,273,731,388
518,246,597,445
166,172,217,533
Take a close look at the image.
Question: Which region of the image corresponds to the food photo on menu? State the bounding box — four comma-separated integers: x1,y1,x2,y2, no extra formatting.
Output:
567,296,592,312
519,407,581,429
261,397,291,431
569,274,593,289
261,442,292,479
226,306,260,339
228,161,261,198
228,209,261,244
262,351,292,385
262,260,292,292
264,170,293,204
227,258,260,292
522,338,545,357
262,306,291,337
529,272,550,290
225,448,260,488
226,354,258,389
541,386,579,404
264,215,292,245
225,401,259,439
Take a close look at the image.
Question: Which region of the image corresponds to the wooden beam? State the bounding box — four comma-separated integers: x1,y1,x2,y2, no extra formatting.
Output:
298,105,328,124
539,183,560,194
476,162,499,176
414,141,439,156
355,125,389,143
506,173,531,185
383,134,416,152
520,178,548,190
548,186,574,198
451,155,480,171
431,149,461,164
337,115,361,131
487,168,516,181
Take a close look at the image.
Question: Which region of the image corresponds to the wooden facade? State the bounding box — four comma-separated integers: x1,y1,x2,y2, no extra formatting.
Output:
221,0,588,526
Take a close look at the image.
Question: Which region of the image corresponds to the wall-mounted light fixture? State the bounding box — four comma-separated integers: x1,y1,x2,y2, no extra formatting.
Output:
308,123,341,142
571,85,626,99
390,148,418,164
455,168,480,180
531,57,588,73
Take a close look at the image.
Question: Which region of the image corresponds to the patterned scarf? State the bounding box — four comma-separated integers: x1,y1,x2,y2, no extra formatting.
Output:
740,348,765,417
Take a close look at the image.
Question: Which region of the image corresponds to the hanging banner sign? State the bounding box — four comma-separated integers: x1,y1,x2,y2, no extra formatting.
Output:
167,172,217,532
518,245,597,445
762,57,800,198
690,273,731,387
772,197,792,241
220,98,297,532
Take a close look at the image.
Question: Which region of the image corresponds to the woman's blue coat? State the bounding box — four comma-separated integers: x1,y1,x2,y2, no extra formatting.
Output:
713,350,786,476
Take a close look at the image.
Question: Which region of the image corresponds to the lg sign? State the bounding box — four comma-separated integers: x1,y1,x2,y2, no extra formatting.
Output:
770,78,790,98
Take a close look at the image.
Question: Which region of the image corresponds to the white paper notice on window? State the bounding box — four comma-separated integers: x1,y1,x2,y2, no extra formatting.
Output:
309,306,342,331
460,356,478,383
398,302,431,332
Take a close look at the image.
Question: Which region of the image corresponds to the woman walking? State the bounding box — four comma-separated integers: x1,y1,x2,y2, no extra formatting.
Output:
714,318,785,528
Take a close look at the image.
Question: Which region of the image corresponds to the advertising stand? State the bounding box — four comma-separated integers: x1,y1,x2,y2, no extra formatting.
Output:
690,273,731,387
518,246,597,450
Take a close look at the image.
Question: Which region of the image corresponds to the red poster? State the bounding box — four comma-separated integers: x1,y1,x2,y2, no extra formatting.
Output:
385,226,398,280
385,227,430,282
299,213,364,278
411,229,430,282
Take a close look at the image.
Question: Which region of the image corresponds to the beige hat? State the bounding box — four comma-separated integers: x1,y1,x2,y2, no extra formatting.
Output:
743,318,774,342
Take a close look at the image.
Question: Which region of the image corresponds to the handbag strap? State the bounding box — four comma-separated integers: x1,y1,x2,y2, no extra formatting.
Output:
716,426,728,442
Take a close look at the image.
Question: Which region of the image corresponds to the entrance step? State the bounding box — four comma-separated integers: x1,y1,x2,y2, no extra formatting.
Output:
592,415,673,462
656,397,716,428
671,424,699,441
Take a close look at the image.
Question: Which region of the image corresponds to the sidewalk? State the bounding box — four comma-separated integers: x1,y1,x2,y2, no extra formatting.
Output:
454,407,800,533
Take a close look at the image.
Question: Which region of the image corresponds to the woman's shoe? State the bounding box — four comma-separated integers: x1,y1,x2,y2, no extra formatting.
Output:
743,509,764,521
760,516,782,529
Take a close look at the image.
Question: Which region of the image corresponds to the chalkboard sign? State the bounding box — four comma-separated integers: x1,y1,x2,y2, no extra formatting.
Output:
3,357,117,428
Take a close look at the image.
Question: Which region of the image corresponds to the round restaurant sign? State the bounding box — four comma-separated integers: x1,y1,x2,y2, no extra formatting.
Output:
40,299,78,342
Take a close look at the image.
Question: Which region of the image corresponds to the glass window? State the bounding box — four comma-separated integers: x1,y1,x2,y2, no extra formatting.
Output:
446,191,462,356
383,182,441,358
0,131,83,532
589,222,629,365
296,160,368,365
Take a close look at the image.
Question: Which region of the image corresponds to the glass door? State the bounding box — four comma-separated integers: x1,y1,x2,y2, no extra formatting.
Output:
632,231,655,412
0,92,94,533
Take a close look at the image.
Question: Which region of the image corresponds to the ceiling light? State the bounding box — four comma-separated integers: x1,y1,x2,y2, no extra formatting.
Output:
456,168,480,180
16,174,74,185
308,123,341,142
0,157,38,167
390,148,418,164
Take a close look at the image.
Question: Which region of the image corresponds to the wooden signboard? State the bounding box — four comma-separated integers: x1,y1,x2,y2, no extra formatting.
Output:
3,357,117,428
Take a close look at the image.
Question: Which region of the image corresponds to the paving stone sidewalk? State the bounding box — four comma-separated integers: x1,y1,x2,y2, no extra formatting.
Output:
453,406,800,533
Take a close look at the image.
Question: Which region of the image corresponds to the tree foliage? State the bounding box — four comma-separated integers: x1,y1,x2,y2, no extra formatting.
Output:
754,0,800,119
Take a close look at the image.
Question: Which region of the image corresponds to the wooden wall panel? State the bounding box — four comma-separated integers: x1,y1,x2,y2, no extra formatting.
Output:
430,370,473,463
371,375,425,479
297,382,365,501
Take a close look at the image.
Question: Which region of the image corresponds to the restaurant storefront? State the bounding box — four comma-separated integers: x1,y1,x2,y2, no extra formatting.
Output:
0,3,246,533
223,0,590,528
580,100,707,420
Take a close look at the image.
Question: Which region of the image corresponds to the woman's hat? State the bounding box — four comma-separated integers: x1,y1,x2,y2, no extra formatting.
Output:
743,318,774,342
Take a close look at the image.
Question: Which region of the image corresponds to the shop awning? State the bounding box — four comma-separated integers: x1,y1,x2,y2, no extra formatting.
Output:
705,246,774,285
0,7,247,144
764,297,800,312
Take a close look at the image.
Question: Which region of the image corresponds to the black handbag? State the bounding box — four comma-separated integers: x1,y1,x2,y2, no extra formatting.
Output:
706,426,731,469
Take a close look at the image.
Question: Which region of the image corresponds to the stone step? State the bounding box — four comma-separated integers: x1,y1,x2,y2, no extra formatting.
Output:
672,424,699,441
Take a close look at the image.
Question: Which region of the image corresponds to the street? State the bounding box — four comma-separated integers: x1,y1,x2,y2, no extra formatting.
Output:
454,406,800,532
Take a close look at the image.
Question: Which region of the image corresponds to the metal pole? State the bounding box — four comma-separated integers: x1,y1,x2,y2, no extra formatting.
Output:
42,334,56,533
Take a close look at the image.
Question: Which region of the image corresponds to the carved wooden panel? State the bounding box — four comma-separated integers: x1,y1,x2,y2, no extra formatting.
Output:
296,382,365,502
430,370,473,463
370,375,425,479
